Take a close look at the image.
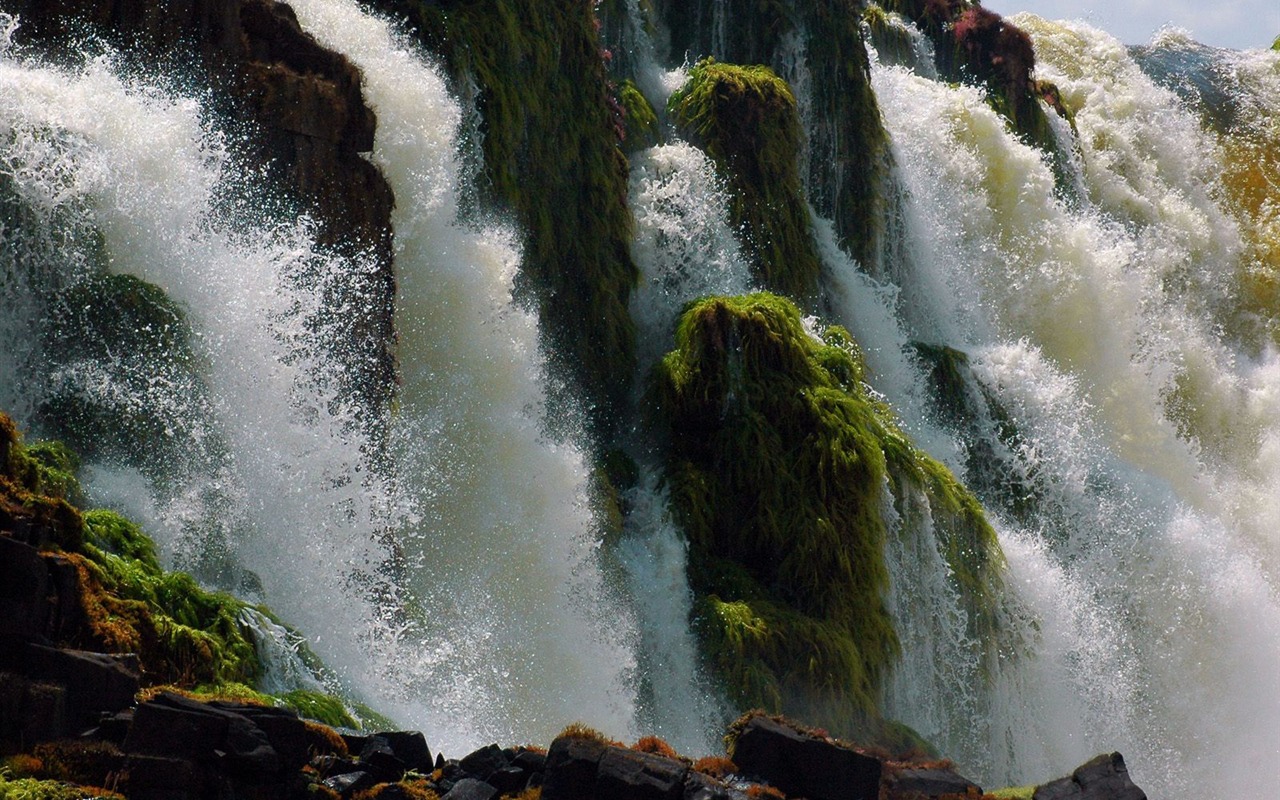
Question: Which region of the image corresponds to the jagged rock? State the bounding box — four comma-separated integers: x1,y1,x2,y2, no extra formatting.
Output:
0,535,51,639
596,747,689,800
487,766,529,794
542,736,608,800
442,777,499,800
460,743,509,782
123,692,281,781
1034,753,1147,800
886,766,982,797
379,730,434,773
324,770,378,797
730,715,882,800
361,735,409,781
0,672,67,745
683,771,744,800
210,700,312,772
122,753,215,800
512,748,547,774
23,644,140,732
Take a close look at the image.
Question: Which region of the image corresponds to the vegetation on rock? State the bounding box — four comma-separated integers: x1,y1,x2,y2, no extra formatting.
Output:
652,294,1002,739
367,0,640,442
652,0,890,269
670,60,822,302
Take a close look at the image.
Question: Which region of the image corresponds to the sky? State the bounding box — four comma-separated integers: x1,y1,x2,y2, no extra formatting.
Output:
982,0,1280,50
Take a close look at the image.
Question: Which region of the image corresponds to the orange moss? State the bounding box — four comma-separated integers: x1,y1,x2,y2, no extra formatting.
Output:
503,788,541,800
1,754,44,778
31,740,122,786
555,723,623,747
631,736,679,759
59,552,153,656
352,781,440,800
691,756,737,780
303,720,349,758
744,784,786,800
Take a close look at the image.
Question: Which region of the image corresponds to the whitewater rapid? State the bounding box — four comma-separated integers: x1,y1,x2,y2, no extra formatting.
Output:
863,17,1280,794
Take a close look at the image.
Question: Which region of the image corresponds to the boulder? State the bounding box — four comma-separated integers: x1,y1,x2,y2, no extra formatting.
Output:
595,747,688,800
1034,753,1146,800
379,730,434,773
123,692,281,781
887,766,982,798
730,715,881,800
442,777,499,800
24,644,140,731
683,771,744,800
542,736,608,800
459,743,509,782
324,770,378,797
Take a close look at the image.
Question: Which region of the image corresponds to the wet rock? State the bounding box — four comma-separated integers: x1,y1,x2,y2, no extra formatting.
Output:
1034,753,1147,800
123,692,281,781
379,730,434,773
442,777,499,800
24,644,140,732
211,700,311,772
730,715,881,800
596,747,688,800
886,766,982,798
121,753,213,800
325,770,378,797
683,771,744,800
542,736,608,800
512,748,547,774
460,743,509,781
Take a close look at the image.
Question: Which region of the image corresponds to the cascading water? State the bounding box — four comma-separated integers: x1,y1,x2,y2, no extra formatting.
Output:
861,15,1280,794
0,0,647,753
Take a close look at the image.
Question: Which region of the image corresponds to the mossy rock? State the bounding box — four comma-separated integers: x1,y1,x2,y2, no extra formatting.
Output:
0,414,86,552
618,79,661,153
364,0,640,444
652,0,890,269
670,59,822,302
39,273,217,476
654,294,1003,736
279,689,359,729
0,775,124,800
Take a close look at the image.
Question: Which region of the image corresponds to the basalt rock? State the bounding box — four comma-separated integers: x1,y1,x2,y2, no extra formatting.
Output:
729,714,881,800
4,0,397,414
1034,753,1147,800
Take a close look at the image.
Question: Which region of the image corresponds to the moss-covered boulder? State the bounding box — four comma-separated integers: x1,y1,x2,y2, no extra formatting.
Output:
652,294,1002,739
618,79,662,154
366,0,640,443
670,60,822,302
653,0,890,270
38,273,217,481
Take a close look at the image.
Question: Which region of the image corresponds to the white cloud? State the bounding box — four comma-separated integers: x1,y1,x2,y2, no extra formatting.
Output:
982,0,1280,49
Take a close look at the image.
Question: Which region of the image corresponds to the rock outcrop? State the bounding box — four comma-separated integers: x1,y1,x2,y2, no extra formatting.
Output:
4,0,397,411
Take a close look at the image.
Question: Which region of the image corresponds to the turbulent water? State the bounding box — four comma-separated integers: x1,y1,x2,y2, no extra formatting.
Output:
4,0,1280,794
863,16,1280,795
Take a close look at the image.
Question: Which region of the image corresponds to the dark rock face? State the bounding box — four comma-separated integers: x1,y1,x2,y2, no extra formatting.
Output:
1034,753,1147,800
884,766,982,798
730,715,881,800
3,0,397,413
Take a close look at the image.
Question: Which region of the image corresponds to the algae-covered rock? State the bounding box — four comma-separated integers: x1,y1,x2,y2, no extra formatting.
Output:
368,0,640,442
653,294,1002,738
39,273,216,479
618,79,662,153
653,0,890,269
670,60,822,302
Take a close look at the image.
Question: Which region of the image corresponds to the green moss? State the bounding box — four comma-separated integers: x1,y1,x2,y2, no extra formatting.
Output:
39,273,216,478
279,689,359,729
653,0,890,268
618,79,661,153
988,787,1036,799
0,775,122,800
863,5,921,69
364,0,639,443
82,509,160,572
670,60,822,302
1,415,85,552
349,702,399,733
654,294,1003,737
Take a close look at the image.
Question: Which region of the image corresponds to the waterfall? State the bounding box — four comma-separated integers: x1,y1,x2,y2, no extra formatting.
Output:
0,0,644,753
860,17,1280,794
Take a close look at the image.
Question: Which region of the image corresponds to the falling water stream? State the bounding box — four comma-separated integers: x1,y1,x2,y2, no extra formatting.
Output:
4,0,1280,794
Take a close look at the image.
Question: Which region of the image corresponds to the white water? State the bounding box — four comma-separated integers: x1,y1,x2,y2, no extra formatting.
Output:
0,1,645,754
862,18,1280,794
